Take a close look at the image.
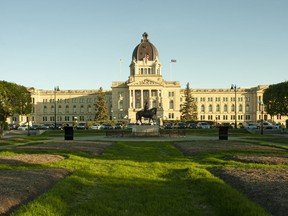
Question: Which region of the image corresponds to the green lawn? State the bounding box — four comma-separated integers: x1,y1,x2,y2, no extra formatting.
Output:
4,138,270,216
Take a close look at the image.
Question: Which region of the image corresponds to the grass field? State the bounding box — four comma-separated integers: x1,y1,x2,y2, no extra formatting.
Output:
1,129,287,215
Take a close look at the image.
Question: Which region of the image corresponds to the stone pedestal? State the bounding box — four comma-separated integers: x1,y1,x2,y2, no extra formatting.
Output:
132,125,159,136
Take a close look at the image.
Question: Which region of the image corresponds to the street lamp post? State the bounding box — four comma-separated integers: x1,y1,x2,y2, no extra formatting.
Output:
54,86,60,129
231,84,237,129
258,100,264,135
27,116,30,136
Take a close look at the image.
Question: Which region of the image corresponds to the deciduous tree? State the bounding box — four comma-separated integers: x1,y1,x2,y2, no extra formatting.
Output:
263,81,288,117
0,81,32,135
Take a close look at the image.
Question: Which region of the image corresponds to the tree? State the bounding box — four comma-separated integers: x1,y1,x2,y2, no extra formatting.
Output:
94,87,109,121
180,82,197,121
263,81,288,117
0,81,32,135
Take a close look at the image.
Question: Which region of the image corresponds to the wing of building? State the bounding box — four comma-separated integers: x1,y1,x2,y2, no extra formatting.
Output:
7,33,287,127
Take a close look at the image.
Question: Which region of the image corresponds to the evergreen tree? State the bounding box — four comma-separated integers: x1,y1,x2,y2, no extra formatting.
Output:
180,82,197,121
94,87,109,121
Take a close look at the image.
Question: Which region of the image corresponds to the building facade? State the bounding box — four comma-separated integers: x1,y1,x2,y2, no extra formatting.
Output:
7,32,287,127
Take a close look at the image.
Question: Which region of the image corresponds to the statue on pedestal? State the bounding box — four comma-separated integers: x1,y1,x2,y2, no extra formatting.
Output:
136,102,157,124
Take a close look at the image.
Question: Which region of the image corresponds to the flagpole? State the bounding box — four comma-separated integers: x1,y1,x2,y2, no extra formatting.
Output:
120,59,122,80
170,59,176,80
169,62,172,80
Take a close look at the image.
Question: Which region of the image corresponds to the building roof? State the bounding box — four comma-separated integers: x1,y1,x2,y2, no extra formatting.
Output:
132,32,159,61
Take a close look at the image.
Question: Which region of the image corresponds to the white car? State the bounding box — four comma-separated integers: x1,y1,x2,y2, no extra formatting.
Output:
18,125,28,131
197,122,210,129
90,124,101,130
245,123,258,129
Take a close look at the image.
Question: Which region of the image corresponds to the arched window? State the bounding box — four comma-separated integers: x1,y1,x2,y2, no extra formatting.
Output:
224,104,227,112
239,104,243,112
65,105,69,113
58,105,62,113
208,104,213,112
73,105,77,113
216,104,220,112
87,105,92,113
169,100,174,109
201,104,205,112
43,105,47,113
51,105,54,113
80,105,84,113
245,104,250,112
231,104,235,112
118,100,123,109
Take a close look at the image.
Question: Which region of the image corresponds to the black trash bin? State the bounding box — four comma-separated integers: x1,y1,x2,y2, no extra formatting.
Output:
64,126,74,140
219,126,228,140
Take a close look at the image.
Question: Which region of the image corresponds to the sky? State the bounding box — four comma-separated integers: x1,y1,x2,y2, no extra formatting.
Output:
0,0,287,91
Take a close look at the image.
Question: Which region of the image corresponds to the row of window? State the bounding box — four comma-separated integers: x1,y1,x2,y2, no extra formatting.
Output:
196,97,250,102
200,115,251,121
43,105,93,114
42,115,93,122
41,98,96,104
199,104,250,113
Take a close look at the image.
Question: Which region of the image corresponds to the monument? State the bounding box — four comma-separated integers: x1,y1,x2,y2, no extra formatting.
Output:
133,103,159,136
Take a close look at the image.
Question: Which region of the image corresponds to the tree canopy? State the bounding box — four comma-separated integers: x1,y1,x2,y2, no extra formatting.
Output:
0,81,32,131
263,81,288,117
180,82,198,121
94,87,109,121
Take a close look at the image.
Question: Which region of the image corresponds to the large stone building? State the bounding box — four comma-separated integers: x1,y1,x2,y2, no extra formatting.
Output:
8,32,287,127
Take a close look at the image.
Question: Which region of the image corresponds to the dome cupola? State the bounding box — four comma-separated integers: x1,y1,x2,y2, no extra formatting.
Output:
132,32,159,61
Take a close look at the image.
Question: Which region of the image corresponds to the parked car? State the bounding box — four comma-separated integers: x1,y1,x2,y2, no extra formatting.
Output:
114,123,123,129
244,123,258,129
164,124,173,129
221,122,233,129
197,122,210,129
41,124,51,129
18,125,28,131
177,122,187,129
258,122,277,129
126,123,136,129
90,124,101,130
188,123,197,129
102,124,113,129
76,123,87,130
30,124,42,130
8,124,18,130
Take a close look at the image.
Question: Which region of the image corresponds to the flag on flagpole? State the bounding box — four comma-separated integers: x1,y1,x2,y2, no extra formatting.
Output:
171,59,176,63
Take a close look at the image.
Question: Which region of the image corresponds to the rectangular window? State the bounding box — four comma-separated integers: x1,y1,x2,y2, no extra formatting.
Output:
168,113,174,119
245,115,251,120
151,90,157,96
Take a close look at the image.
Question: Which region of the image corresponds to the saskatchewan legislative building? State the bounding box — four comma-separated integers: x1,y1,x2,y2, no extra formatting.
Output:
13,32,286,127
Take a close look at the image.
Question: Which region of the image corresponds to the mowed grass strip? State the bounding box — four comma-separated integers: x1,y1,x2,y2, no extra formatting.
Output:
11,141,268,216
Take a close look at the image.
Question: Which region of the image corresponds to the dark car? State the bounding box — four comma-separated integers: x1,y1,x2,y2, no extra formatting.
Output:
114,123,123,129
30,124,42,130
164,124,173,129
177,122,187,129
188,123,197,129
103,124,113,129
